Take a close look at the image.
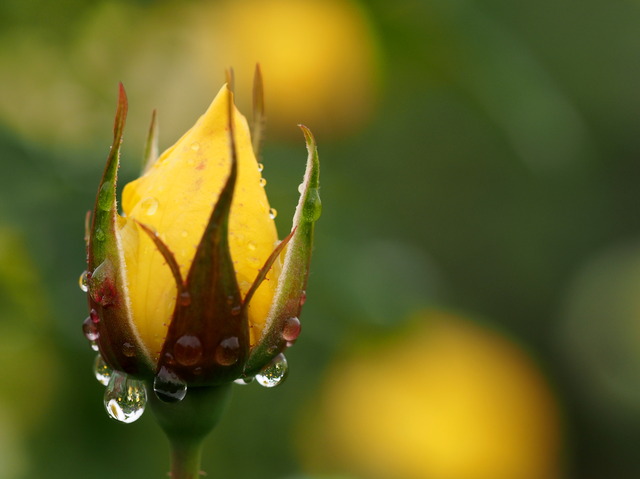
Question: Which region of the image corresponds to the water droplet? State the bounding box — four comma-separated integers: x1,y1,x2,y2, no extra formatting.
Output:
90,308,100,324
88,260,116,306
259,178,267,187
299,290,307,306
247,241,257,251
95,228,106,242
94,354,112,386
153,366,187,403
91,341,100,352
269,208,278,219
234,377,254,385
140,197,159,216
98,181,113,211
248,257,260,267
257,163,264,172
122,342,136,357
179,291,191,307
215,337,240,366
79,271,89,292
303,188,322,222
230,304,242,316
282,317,301,343
256,354,288,388
83,316,99,342
298,183,304,194
190,142,200,151
174,335,202,366
104,371,146,423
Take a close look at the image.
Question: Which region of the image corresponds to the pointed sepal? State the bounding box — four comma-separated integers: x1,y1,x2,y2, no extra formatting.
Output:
155,90,249,386
244,125,321,375
87,84,153,377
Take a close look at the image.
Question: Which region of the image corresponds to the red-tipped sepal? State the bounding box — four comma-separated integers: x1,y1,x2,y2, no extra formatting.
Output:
244,126,321,376
86,84,154,377
153,91,249,392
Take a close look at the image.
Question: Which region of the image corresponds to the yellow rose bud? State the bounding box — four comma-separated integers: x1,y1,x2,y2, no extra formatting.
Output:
81,76,320,421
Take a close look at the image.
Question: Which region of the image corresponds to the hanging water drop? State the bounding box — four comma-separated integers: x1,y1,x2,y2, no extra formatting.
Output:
269,208,278,219
79,271,90,292
215,337,240,366
299,290,307,306
98,181,113,211
234,377,254,385
282,317,301,344
257,163,264,172
104,371,146,423
173,335,202,366
90,341,99,352
153,366,187,403
256,354,288,388
82,316,99,342
94,354,112,386
298,183,304,194
259,178,267,187
140,197,159,216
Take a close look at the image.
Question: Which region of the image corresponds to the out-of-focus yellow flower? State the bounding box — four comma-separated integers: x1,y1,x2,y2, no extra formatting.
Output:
299,311,563,479
80,79,320,421
193,0,381,139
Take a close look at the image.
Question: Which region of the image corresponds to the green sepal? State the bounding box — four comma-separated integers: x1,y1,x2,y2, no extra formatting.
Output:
154,91,249,386
244,125,321,375
87,84,154,377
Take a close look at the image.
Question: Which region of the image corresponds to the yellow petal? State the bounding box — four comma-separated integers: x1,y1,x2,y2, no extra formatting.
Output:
120,85,280,361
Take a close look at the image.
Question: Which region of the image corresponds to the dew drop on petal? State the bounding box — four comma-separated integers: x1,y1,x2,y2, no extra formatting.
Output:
83,316,100,342
153,366,187,403
104,371,146,423
140,197,159,216
259,178,267,187
174,335,202,367
257,163,264,172
256,354,288,388
98,181,113,211
247,241,257,251
215,337,241,366
282,317,301,343
190,141,200,151
79,271,89,292
93,354,112,386
269,208,278,220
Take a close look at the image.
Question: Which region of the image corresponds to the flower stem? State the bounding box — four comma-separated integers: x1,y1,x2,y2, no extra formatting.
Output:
147,383,233,479
169,438,204,479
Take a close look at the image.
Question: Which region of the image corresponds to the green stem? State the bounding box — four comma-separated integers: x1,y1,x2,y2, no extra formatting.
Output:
169,438,204,479
147,383,233,479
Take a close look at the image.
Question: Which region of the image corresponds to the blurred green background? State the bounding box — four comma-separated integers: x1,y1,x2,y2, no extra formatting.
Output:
1,0,640,478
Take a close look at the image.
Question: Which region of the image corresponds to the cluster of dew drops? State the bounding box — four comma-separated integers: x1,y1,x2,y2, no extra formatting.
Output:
79,270,297,424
